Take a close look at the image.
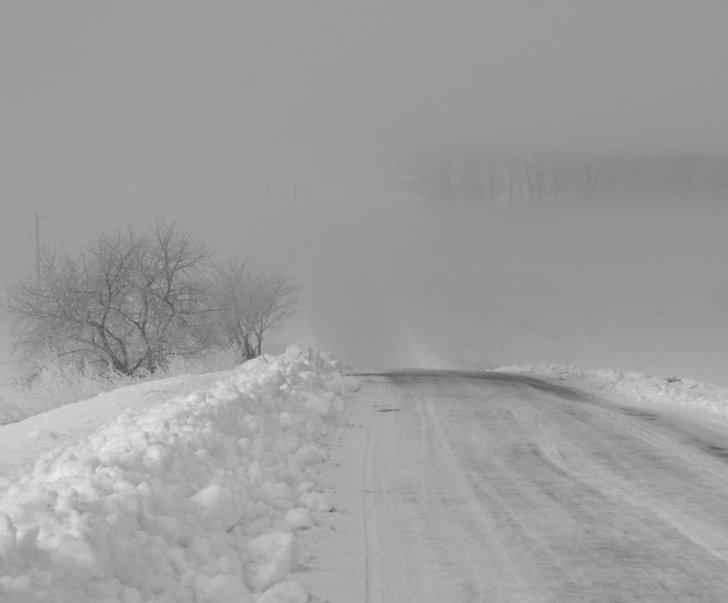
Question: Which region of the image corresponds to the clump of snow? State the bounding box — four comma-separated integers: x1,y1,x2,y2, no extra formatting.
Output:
247,532,297,592
284,508,311,531
256,581,309,603
299,491,334,513
0,344,358,602
498,363,728,426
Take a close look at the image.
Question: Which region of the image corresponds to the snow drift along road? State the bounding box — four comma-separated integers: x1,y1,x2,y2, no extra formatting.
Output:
0,345,357,602
499,363,728,429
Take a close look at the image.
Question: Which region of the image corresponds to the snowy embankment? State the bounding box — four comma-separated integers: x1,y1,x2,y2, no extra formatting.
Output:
498,363,728,427
0,345,357,602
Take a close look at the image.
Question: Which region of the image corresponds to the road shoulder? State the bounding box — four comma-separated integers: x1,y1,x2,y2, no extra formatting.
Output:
294,381,374,601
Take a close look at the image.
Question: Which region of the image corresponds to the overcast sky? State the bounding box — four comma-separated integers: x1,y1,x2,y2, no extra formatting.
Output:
2,1,728,377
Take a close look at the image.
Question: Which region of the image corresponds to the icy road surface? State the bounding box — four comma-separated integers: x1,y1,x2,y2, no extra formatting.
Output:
304,370,728,602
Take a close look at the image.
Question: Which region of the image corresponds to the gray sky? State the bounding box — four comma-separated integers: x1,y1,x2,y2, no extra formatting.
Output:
2,1,728,378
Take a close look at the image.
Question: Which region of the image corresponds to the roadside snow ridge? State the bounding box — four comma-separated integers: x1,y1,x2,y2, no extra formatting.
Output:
0,345,357,602
498,363,728,426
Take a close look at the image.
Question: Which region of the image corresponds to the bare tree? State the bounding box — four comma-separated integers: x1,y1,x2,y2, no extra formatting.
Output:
579,157,603,202
247,272,298,357
213,259,298,361
4,221,214,375
483,153,505,205
516,154,548,203
452,150,487,205
396,149,458,204
212,259,256,361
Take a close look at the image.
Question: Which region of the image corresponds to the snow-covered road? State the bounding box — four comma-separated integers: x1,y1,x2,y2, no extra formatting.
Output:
316,370,728,602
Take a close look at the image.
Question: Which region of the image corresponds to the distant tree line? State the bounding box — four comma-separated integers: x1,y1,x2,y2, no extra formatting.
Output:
3,221,297,377
397,149,728,205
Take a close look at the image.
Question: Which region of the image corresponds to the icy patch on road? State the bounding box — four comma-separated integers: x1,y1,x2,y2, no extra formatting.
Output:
0,345,357,602
498,363,728,426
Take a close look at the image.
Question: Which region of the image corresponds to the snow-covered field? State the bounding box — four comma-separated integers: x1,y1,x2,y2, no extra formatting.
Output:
0,345,357,602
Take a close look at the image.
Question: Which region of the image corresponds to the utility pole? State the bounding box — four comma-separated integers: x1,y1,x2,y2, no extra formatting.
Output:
35,212,40,285
297,183,309,204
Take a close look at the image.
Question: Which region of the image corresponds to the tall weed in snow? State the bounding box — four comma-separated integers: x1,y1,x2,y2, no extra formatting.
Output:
0,360,135,424
0,346,243,425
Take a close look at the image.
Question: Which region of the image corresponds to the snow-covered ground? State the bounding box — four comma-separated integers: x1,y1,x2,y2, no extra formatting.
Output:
498,363,728,429
0,345,357,602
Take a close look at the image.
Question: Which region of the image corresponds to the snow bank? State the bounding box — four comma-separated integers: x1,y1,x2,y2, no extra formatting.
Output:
0,345,357,602
498,363,728,426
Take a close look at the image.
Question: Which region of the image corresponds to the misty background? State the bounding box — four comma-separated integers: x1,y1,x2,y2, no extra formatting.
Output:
2,1,728,384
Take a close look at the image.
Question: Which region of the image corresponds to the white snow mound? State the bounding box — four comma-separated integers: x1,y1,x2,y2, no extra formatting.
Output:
0,345,357,602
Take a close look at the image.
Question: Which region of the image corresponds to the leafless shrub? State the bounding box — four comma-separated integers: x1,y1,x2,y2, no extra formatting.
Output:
4,221,215,376
212,259,298,361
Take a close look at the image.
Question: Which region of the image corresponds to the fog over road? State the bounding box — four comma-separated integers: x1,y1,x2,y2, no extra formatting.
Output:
347,371,728,602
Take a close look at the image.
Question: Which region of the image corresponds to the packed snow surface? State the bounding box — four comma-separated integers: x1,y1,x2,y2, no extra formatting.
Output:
498,363,728,427
0,345,357,602
352,370,728,600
